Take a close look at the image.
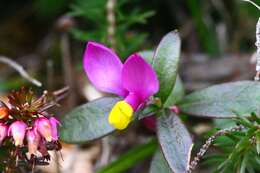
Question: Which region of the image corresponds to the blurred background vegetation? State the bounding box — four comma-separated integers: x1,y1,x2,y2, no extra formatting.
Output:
0,0,259,90
1,0,260,56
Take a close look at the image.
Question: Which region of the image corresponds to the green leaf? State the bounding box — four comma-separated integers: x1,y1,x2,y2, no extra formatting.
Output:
139,51,185,108
214,119,237,129
256,132,260,155
97,138,157,173
157,109,193,173
150,149,172,173
137,104,160,120
178,81,260,118
152,31,181,103
240,154,249,173
251,112,260,124
59,97,120,143
164,76,185,107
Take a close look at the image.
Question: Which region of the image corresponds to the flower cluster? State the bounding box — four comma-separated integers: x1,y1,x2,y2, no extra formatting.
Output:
0,88,63,169
5,116,60,155
83,42,159,130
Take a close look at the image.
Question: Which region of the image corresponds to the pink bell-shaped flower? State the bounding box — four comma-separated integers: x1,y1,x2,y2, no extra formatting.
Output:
49,117,60,141
27,129,41,155
0,122,8,144
8,121,27,146
34,117,52,142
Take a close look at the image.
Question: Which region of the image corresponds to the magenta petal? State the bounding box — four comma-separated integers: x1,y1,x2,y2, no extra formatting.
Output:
49,117,60,141
122,54,159,101
83,41,127,97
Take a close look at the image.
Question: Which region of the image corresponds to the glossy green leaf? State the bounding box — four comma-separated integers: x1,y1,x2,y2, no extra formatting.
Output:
178,81,260,118
157,109,193,173
150,149,172,173
59,97,120,143
152,31,181,103
97,138,157,173
164,76,185,107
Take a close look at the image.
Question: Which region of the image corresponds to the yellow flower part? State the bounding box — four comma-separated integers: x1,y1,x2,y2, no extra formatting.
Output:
108,101,133,130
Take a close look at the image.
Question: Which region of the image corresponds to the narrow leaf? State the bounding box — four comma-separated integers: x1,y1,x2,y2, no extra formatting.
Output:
256,132,260,155
179,81,260,118
240,154,249,173
152,31,181,103
59,97,120,143
97,138,157,173
157,109,193,173
164,76,185,107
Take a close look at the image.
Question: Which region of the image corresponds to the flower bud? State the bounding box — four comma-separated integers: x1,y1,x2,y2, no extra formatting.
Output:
0,101,9,119
49,117,60,141
0,123,8,144
170,105,180,114
8,121,27,146
142,116,156,132
34,117,52,142
27,129,40,155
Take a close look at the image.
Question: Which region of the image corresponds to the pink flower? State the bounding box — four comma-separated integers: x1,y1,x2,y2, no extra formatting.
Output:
49,117,60,141
27,129,40,155
0,122,8,144
8,121,27,146
83,42,159,129
34,117,52,142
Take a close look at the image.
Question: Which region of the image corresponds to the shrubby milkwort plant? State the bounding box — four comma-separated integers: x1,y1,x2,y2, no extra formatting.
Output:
59,28,260,173
0,87,67,173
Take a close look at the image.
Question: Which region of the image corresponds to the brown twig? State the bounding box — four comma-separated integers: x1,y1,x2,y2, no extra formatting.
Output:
106,0,116,49
46,59,54,90
60,32,76,109
38,86,69,112
0,56,42,87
